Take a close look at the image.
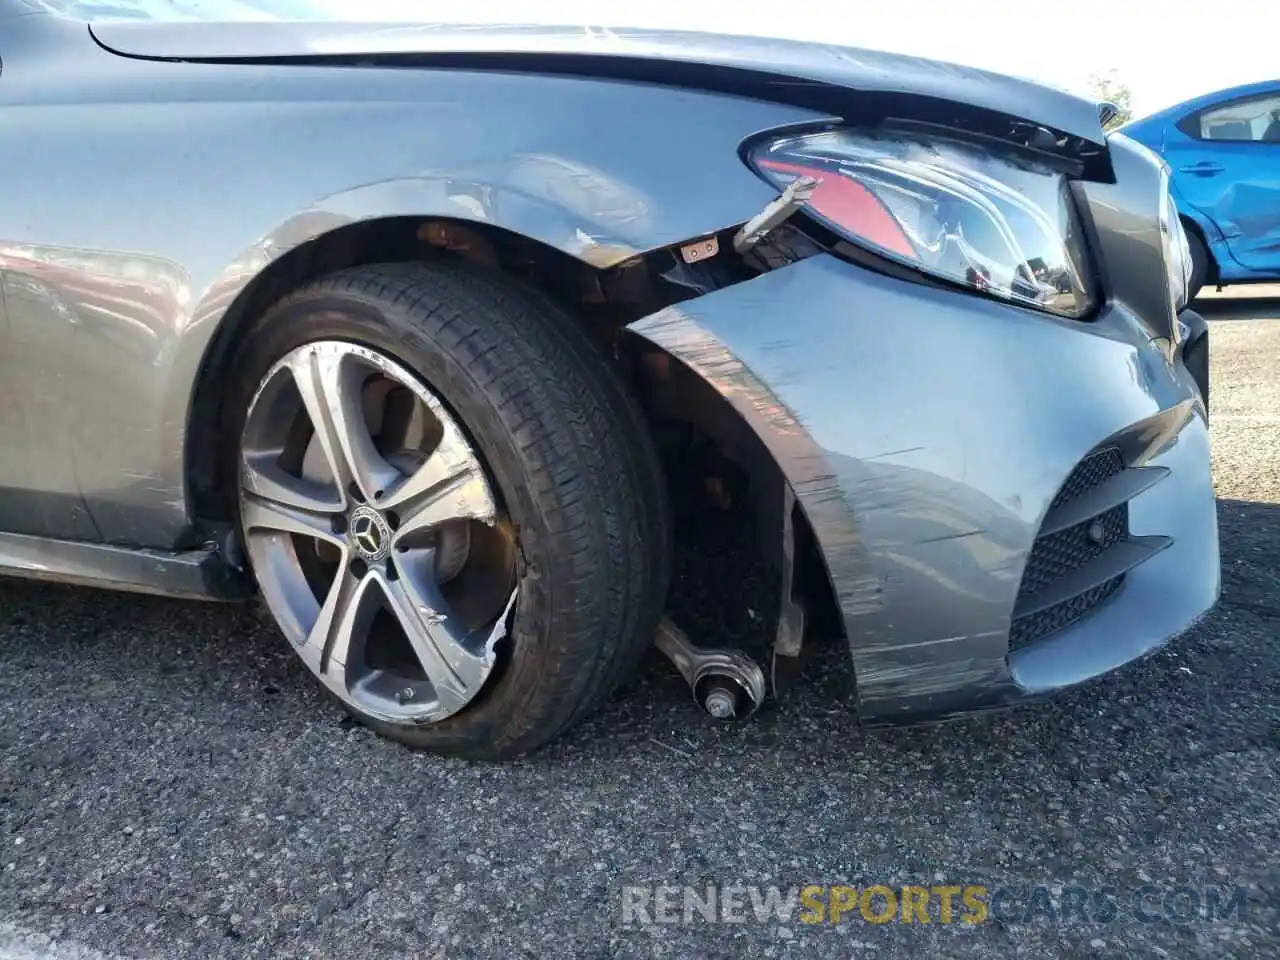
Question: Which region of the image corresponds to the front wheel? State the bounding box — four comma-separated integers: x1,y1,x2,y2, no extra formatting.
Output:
227,262,670,759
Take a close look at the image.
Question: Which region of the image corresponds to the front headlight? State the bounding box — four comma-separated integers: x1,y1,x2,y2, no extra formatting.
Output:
1160,184,1193,315
746,127,1096,318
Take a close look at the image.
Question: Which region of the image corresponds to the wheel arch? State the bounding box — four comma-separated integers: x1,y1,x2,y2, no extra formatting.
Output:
174,144,733,528
184,210,633,526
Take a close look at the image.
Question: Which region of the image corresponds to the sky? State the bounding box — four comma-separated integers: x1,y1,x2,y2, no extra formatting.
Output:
284,0,1274,116
58,0,1276,116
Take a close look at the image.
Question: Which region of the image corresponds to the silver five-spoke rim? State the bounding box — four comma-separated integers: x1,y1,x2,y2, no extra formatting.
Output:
240,340,517,725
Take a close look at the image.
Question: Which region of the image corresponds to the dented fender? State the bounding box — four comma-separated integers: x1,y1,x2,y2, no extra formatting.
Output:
0,13,830,545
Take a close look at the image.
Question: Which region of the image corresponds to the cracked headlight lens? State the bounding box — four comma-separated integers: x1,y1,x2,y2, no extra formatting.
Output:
748,127,1097,318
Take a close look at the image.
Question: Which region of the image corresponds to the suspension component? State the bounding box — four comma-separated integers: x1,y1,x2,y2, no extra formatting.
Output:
654,617,767,720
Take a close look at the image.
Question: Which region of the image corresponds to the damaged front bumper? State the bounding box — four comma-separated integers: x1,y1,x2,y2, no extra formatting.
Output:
629,253,1220,724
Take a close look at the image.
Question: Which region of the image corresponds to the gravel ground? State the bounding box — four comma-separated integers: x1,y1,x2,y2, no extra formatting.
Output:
0,302,1277,959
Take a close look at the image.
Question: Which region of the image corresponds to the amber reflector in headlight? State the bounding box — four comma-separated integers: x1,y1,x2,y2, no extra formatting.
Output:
747,127,1097,318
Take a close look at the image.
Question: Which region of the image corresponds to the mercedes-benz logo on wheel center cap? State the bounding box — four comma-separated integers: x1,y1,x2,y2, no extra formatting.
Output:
350,506,392,562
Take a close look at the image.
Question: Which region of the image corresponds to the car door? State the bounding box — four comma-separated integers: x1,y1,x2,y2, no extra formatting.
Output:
0,252,105,540
1166,90,1280,273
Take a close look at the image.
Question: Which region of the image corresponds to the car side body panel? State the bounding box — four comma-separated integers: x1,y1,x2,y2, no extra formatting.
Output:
0,15,828,545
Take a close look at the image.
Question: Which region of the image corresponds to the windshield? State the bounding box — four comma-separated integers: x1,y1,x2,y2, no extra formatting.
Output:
29,0,423,19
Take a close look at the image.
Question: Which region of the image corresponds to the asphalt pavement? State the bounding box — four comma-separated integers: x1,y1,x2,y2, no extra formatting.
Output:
0,298,1276,959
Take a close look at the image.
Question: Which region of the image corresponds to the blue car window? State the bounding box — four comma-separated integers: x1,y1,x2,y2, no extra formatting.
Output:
1195,94,1280,142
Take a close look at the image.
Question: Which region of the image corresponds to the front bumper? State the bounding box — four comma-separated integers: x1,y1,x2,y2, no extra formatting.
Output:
630,253,1220,723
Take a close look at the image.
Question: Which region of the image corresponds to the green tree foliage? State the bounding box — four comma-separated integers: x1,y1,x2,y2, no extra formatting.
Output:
1089,70,1135,129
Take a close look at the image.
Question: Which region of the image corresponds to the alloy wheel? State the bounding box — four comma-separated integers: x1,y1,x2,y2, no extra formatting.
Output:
239,340,517,725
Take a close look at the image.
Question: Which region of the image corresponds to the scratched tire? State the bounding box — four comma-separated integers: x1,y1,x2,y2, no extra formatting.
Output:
227,261,671,759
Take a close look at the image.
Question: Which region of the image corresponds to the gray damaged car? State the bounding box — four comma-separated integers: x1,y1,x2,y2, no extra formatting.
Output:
0,1,1219,758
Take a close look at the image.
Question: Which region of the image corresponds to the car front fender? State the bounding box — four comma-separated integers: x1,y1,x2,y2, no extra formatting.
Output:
0,40,826,545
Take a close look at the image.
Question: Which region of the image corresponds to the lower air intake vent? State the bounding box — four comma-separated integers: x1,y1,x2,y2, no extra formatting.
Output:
1010,448,1166,651
1010,574,1125,651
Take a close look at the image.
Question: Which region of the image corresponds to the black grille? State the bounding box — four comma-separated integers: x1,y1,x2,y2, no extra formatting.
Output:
1010,448,1129,650
1009,577,1124,650
1018,504,1127,595
1049,448,1124,509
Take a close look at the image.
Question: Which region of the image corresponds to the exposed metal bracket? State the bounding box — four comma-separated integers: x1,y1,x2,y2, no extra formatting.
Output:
732,176,819,254
654,616,767,720
680,235,720,264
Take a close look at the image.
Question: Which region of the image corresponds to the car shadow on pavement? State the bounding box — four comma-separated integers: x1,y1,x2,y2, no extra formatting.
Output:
1194,294,1280,322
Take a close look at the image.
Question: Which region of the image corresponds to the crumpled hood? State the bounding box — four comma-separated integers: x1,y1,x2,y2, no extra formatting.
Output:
89,20,1107,147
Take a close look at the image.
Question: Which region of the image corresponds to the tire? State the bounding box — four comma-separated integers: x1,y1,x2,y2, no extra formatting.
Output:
1179,309,1210,414
225,261,670,759
1185,224,1209,302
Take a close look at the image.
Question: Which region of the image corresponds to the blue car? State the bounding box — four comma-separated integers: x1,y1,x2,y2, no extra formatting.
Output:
1125,80,1280,299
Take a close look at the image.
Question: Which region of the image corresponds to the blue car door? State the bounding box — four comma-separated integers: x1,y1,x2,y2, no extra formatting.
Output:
1166,89,1280,273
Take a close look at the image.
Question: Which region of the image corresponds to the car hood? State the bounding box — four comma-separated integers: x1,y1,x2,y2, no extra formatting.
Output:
89,21,1107,148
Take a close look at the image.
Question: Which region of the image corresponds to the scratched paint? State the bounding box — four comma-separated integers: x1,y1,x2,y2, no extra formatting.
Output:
629,252,1216,723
